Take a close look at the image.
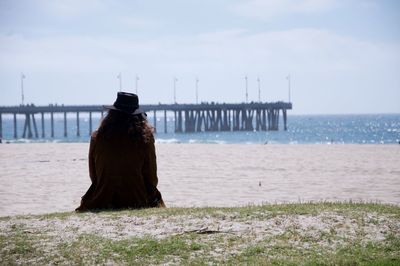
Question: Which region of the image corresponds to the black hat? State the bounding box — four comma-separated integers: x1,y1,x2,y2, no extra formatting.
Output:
104,92,144,115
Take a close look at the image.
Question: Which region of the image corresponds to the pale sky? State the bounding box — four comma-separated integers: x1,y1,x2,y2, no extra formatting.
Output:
0,0,399,114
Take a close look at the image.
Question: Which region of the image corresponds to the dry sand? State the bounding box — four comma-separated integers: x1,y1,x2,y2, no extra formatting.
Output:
0,143,399,216
2,209,398,252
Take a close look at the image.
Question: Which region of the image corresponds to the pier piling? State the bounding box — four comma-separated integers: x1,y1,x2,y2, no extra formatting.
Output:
41,112,45,138
164,110,167,133
64,112,67,137
32,114,39,138
22,114,33,138
283,109,287,131
0,113,2,140
50,112,54,138
153,110,157,133
89,112,92,136
76,112,80,137
13,114,17,139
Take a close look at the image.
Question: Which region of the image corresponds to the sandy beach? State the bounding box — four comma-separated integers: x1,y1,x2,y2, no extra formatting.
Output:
0,143,399,216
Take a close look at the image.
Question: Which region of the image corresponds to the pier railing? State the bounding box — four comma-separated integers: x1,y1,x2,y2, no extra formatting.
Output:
0,102,292,139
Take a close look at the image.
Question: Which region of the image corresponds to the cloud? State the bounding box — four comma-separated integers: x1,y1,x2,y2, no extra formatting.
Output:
231,0,337,20
116,16,160,31
1,27,398,81
1,25,399,112
36,0,108,18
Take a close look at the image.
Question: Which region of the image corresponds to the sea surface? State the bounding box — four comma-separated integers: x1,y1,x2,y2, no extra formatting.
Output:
1,113,399,144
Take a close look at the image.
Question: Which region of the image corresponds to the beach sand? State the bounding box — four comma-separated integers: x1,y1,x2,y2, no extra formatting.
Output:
0,143,399,216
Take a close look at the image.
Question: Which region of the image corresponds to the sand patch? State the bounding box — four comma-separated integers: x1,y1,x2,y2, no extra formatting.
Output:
1,143,399,216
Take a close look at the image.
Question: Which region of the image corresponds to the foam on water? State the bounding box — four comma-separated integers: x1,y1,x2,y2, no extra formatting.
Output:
155,138,181,144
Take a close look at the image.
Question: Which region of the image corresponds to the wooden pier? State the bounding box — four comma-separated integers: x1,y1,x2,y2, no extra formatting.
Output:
0,102,292,139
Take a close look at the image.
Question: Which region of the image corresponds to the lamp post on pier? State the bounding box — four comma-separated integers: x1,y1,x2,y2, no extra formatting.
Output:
286,74,291,103
245,76,248,103
135,75,139,94
117,73,122,91
21,73,25,105
257,77,261,102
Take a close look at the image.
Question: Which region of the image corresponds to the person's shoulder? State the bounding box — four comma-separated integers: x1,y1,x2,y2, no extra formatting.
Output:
91,130,98,140
147,134,155,144
142,134,155,148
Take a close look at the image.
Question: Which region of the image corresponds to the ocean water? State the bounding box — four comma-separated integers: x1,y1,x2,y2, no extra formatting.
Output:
1,113,399,144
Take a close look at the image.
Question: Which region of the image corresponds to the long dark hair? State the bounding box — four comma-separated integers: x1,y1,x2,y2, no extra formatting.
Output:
96,110,154,143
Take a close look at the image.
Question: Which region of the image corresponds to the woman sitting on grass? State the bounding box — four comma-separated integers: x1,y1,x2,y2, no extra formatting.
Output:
76,92,165,211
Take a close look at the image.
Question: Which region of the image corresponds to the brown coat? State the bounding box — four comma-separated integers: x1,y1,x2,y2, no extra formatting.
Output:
76,131,165,211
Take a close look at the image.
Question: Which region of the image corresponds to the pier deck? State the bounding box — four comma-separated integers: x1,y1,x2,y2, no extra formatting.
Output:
0,102,292,139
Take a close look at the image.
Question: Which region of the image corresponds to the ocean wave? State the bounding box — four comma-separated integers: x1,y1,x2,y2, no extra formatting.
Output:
155,138,181,144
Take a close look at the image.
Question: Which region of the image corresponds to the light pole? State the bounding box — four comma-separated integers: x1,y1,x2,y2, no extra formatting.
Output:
135,75,139,94
195,77,199,104
245,76,248,103
117,73,122,91
21,73,25,105
257,77,261,102
286,74,291,103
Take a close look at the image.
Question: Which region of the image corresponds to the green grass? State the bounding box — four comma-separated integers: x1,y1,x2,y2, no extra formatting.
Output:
1,202,399,265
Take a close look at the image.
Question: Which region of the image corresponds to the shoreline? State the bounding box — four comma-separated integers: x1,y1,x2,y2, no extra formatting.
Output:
1,140,400,145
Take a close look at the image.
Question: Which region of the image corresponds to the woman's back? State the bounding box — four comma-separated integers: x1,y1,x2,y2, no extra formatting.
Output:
76,92,164,211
